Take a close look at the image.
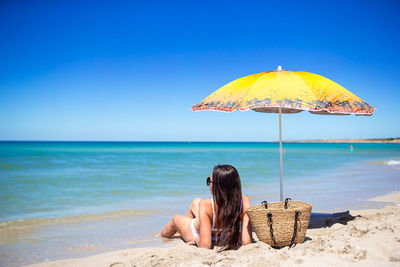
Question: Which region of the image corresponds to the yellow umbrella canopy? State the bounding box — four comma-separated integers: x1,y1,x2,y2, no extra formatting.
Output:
192,66,374,115
192,66,374,201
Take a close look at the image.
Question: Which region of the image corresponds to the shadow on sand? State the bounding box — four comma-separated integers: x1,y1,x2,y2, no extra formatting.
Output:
308,211,359,229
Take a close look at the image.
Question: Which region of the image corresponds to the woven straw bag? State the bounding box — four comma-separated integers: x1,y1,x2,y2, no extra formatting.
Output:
246,198,312,247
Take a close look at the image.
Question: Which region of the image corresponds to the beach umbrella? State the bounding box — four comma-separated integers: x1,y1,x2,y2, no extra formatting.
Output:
191,66,374,201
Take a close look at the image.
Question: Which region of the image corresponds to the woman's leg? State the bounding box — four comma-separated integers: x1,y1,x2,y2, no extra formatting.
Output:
160,198,201,240
160,218,177,237
160,215,196,242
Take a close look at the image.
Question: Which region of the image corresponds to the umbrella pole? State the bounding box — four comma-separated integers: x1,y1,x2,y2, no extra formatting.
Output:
279,107,283,201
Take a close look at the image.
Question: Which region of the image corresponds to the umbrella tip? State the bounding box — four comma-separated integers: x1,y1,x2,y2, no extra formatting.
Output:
277,66,282,71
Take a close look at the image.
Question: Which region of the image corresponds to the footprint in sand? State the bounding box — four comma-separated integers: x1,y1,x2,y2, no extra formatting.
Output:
295,258,304,264
109,262,124,267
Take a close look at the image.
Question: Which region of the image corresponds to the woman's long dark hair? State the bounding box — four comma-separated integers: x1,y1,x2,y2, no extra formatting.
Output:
211,164,242,251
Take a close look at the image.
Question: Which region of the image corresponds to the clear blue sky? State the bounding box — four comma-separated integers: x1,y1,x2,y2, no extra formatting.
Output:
1,0,399,141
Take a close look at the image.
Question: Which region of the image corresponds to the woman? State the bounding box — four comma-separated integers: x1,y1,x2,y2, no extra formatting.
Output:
160,165,252,250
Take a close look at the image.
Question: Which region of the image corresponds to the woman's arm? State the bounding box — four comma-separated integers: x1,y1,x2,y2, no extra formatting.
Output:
198,199,212,248
241,196,252,245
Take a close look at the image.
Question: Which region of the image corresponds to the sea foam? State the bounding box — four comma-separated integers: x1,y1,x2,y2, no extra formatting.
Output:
386,160,400,165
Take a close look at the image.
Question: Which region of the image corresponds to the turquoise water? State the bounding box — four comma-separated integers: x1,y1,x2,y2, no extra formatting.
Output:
0,141,400,266
1,142,399,221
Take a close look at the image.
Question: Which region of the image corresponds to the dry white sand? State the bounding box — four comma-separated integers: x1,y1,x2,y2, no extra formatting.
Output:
25,192,400,267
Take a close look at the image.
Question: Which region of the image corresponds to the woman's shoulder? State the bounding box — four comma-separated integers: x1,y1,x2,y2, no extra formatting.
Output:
198,198,213,220
198,198,212,212
242,195,252,208
199,198,211,205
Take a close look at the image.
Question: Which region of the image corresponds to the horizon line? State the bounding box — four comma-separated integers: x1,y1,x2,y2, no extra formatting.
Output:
0,137,399,143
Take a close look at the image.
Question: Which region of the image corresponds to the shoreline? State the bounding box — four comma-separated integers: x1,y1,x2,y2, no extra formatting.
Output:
281,138,400,143
24,191,400,267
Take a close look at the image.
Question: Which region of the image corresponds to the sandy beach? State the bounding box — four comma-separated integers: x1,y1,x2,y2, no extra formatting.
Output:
24,191,400,267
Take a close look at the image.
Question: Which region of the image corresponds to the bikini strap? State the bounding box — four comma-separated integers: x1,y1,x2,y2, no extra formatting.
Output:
211,198,215,229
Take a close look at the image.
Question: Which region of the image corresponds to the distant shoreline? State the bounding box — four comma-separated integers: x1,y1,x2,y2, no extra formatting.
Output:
280,138,400,143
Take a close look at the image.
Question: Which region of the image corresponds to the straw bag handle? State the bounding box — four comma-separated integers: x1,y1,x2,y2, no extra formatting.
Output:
261,201,268,209
284,198,291,209
290,211,301,247
261,198,291,209
266,213,278,246
266,210,301,248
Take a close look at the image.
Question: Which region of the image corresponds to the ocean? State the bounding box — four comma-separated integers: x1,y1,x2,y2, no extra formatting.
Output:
0,141,399,266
